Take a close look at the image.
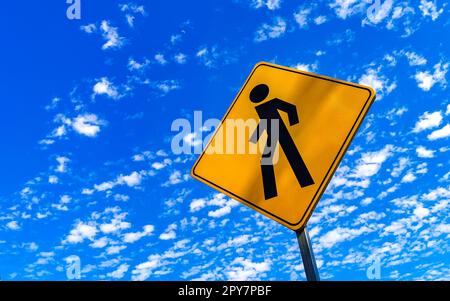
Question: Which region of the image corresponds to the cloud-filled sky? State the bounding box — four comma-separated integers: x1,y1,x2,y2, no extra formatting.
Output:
0,0,449,280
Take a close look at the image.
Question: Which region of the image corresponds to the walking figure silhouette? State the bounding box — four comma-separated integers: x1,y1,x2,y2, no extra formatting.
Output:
249,84,314,200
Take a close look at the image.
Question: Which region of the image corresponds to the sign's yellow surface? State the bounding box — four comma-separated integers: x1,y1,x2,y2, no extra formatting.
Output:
191,62,376,231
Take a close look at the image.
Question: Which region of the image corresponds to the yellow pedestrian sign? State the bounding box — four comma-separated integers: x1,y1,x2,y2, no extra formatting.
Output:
191,62,376,231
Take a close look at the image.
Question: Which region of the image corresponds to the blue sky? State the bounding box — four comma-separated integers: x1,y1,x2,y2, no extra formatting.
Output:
0,0,449,280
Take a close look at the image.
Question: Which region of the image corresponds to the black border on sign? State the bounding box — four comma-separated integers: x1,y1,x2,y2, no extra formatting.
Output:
191,62,375,228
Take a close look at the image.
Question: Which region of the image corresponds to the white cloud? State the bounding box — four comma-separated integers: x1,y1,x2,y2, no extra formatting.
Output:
314,15,328,25
415,63,448,91
156,150,168,157
391,5,411,21
99,213,131,234
123,232,143,244
128,57,150,71
198,48,210,58
123,225,154,243
61,195,71,204
254,17,286,42
48,175,59,184
384,54,397,66
152,162,165,170
170,34,182,45
117,171,142,187
416,146,435,158
294,62,318,72
208,206,231,218
354,211,386,225
421,187,450,201
108,263,129,279
106,245,127,255
120,3,146,27
174,53,187,64
80,24,96,34
52,125,67,138
416,162,428,174
154,53,167,65
319,226,374,248
93,77,120,99
36,252,55,265
414,206,430,218
154,80,180,95
404,51,427,66
412,111,443,132
216,236,253,251
151,158,172,170
6,221,20,231
159,223,177,240
386,107,408,125
132,255,162,281
195,45,235,68
94,181,115,192
133,154,145,161
22,242,39,251
66,222,97,244
90,236,109,248
162,170,185,187
72,114,106,137
436,224,450,234
415,72,434,91
363,0,393,25
361,197,374,206
114,194,130,202
428,124,450,140
419,0,444,21
39,139,55,145
330,0,364,19
225,257,270,281
446,104,450,115
316,51,326,57
401,172,417,183
100,21,125,50
189,193,236,218
294,8,311,28
183,132,202,147
65,207,134,247
119,3,146,15
56,156,70,173
382,213,409,238
352,145,394,179
125,15,135,27
190,198,206,212
359,68,396,99
82,188,94,195
252,0,281,10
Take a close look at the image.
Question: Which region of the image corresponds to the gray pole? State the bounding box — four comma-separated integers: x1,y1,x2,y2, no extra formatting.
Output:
296,227,320,281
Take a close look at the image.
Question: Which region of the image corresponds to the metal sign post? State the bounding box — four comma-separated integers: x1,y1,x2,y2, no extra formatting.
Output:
296,227,320,281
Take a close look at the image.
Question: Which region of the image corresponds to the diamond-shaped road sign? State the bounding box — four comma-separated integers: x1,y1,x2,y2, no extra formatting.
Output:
191,62,376,230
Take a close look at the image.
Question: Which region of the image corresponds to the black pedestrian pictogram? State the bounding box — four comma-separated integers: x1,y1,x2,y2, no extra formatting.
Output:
249,84,314,200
